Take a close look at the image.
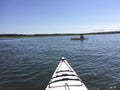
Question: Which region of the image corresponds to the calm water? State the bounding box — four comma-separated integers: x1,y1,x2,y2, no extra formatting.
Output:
0,34,120,90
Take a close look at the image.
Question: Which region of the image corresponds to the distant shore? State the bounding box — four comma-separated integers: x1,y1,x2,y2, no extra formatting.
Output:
0,31,120,38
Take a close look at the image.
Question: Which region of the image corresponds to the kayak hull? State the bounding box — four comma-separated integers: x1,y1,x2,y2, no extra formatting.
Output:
71,38,87,40
45,57,88,90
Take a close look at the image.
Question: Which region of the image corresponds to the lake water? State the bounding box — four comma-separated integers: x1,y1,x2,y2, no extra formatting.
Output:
0,34,120,90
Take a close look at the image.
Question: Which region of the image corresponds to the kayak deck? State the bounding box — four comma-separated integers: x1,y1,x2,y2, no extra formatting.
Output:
45,57,88,90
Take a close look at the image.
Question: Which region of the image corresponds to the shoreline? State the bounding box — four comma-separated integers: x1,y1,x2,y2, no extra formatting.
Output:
0,31,120,38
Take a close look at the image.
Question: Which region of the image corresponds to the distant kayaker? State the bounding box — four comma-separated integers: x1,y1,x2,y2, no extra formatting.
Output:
80,34,84,39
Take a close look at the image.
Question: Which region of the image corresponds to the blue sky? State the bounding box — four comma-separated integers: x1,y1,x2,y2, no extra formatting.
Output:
0,0,120,34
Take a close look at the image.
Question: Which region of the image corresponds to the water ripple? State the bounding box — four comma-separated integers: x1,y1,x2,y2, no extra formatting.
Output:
0,35,120,90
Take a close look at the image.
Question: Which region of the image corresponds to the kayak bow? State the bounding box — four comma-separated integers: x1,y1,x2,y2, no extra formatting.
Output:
45,57,88,90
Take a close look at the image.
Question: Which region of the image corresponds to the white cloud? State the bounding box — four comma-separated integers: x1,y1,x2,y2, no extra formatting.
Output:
87,24,120,32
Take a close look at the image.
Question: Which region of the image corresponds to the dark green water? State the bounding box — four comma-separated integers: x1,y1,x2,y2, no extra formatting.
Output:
0,34,120,90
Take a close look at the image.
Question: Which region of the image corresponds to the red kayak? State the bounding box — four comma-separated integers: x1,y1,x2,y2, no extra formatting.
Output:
71,38,87,40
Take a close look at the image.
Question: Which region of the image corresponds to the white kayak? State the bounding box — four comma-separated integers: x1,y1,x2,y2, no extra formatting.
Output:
45,57,88,90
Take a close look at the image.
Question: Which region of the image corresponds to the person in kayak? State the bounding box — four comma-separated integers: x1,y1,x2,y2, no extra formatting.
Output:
80,34,84,39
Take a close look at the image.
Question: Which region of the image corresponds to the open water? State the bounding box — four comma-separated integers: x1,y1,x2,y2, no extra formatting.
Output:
0,34,120,90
